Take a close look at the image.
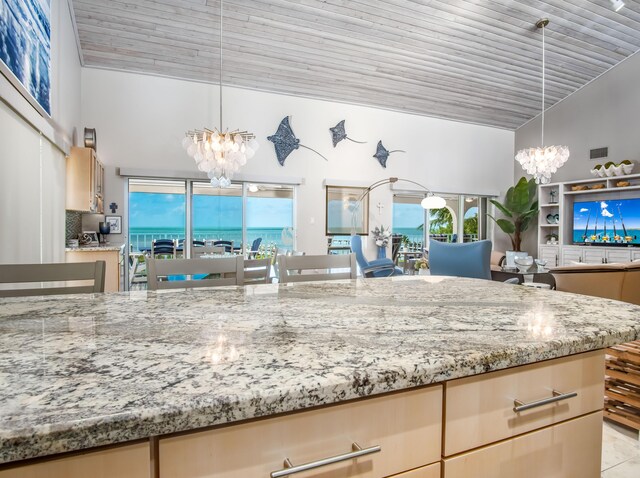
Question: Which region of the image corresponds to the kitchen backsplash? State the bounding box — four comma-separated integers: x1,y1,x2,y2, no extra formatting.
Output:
65,211,83,241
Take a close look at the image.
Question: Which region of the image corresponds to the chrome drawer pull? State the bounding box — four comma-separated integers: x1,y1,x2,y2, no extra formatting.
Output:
270,442,381,478
513,389,578,412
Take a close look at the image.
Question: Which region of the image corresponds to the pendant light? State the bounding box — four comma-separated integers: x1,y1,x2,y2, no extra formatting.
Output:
515,19,569,185
181,0,259,188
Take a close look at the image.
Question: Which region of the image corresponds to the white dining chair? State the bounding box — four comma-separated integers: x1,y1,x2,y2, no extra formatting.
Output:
147,256,243,290
0,261,106,297
192,245,226,258
243,258,272,285
277,254,357,283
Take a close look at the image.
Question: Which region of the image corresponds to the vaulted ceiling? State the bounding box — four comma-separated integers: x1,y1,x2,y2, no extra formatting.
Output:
71,0,640,129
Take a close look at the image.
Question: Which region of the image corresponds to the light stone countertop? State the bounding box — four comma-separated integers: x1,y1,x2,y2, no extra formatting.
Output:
0,276,638,464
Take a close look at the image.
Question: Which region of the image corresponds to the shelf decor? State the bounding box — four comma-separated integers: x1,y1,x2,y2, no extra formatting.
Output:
515,19,570,184
182,0,258,188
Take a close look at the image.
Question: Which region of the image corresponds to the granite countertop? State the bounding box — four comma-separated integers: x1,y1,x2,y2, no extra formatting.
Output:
0,276,639,464
64,245,123,252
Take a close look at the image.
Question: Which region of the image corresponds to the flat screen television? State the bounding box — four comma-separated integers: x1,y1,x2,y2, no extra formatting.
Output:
573,198,640,246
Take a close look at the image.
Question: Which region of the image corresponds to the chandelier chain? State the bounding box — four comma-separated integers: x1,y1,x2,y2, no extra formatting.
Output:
541,22,545,147
219,0,223,131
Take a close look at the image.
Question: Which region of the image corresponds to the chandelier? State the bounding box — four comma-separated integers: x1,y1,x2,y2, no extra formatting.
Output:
181,0,258,188
515,19,569,185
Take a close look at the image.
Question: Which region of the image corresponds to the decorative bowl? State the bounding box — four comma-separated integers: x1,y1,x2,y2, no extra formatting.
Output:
604,165,616,177
535,259,548,271
514,256,534,274
621,161,635,175
590,165,604,177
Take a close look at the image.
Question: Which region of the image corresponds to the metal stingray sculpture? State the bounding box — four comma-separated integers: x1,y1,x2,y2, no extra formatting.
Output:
329,120,366,147
373,141,405,168
267,116,328,166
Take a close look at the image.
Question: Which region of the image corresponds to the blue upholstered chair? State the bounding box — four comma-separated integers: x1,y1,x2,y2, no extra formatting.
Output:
350,235,404,277
428,239,492,280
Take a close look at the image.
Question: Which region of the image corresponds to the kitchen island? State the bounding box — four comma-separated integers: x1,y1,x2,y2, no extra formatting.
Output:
0,276,638,477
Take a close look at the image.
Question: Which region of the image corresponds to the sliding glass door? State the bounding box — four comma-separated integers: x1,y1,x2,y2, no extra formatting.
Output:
192,182,243,247
246,184,295,254
129,179,186,253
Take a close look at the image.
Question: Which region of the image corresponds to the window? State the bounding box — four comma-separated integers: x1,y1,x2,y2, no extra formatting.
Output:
326,186,369,235
192,182,243,246
246,183,295,254
393,195,426,247
128,179,186,253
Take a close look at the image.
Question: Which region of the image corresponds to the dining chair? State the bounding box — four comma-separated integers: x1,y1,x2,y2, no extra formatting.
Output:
243,258,272,285
152,239,177,259
146,256,244,291
350,235,403,277
277,254,357,283
0,261,106,297
213,240,234,253
428,239,492,280
192,245,226,258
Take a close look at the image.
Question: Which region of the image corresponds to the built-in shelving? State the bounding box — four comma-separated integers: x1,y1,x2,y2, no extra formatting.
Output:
536,172,640,264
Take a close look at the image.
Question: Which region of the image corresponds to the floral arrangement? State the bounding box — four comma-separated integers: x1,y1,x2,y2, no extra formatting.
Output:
371,225,392,248
414,257,429,270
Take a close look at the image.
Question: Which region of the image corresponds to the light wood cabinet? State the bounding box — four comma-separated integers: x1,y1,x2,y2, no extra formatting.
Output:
444,350,604,456
390,463,440,477
0,442,150,478
443,411,603,478
159,386,442,478
66,147,104,213
65,249,120,292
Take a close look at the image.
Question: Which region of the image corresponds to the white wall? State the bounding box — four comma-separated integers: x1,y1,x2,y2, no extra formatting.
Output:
0,0,81,264
515,51,640,254
82,67,515,256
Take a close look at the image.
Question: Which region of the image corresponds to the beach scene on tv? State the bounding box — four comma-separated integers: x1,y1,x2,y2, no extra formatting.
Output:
573,199,640,245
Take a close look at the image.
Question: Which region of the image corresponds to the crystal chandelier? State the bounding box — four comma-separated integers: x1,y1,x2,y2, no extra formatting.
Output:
515,19,569,185
181,0,258,188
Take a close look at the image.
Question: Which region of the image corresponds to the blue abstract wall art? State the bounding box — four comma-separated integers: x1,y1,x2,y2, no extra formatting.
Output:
373,141,405,168
268,116,328,166
0,0,51,115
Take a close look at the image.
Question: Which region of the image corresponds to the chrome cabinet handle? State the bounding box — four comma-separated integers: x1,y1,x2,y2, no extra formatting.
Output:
513,390,577,413
270,443,381,478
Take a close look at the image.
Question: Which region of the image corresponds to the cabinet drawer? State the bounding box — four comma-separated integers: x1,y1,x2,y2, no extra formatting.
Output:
390,462,440,477
444,350,604,456
584,250,605,264
443,411,602,478
159,386,442,478
0,442,150,478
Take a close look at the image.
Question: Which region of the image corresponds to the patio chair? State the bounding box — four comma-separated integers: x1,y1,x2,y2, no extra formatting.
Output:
152,239,177,259
247,238,263,258
213,240,234,253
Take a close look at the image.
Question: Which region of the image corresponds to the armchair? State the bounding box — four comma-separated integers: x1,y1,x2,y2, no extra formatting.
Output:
350,235,403,277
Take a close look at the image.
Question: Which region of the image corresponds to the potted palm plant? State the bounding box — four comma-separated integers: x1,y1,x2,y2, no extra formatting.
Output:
487,177,539,253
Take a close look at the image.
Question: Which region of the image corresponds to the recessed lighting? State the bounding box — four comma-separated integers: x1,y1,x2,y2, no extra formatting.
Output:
610,0,625,12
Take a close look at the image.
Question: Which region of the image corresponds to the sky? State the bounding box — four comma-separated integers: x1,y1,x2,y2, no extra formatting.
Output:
129,192,293,230
573,199,640,230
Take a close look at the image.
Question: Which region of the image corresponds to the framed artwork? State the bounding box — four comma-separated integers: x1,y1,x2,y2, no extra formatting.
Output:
0,0,51,116
105,215,122,234
326,186,369,236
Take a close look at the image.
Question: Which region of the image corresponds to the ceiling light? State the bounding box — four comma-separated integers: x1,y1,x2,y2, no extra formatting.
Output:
181,0,258,188
248,184,259,193
515,19,570,184
610,0,625,12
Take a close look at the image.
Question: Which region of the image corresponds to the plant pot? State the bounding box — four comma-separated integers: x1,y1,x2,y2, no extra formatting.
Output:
377,246,387,259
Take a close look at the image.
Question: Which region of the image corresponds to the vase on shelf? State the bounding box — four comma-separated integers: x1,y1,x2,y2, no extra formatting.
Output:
377,246,387,259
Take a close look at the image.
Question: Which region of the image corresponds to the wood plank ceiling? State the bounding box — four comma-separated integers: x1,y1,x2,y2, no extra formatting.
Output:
71,0,640,130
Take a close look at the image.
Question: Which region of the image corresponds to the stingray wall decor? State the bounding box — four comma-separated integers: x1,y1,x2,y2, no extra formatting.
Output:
268,116,328,166
373,141,405,168
329,120,366,147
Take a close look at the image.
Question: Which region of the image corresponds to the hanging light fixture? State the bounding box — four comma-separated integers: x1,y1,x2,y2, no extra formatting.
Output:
515,19,569,185
181,0,258,188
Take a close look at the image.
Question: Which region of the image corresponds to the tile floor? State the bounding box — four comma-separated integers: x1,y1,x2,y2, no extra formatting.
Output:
602,420,640,477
